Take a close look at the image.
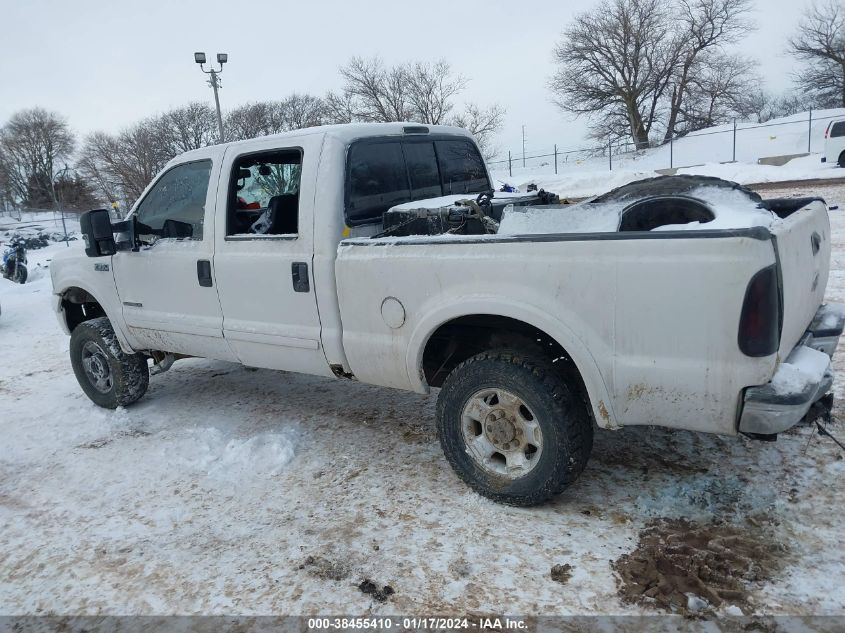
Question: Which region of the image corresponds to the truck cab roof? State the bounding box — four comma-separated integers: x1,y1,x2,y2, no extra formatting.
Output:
167,122,474,168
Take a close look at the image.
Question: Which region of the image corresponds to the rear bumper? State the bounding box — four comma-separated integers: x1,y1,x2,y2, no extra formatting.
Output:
738,303,845,435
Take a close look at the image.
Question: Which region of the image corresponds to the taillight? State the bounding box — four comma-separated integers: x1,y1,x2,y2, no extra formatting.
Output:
738,264,781,357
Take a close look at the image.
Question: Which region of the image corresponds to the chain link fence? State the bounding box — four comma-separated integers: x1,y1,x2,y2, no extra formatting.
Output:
489,110,841,179
0,207,84,247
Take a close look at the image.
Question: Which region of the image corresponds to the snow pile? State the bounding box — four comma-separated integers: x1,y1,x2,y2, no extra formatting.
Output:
677,154,837,184
771,346,830,396
816,303,845,330
499,201,623,235
653,186,776,231
165,428,297,481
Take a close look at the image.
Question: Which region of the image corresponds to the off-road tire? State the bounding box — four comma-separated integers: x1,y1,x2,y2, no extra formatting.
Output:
436,350,593,506
70,317,149,409
838,152,845,168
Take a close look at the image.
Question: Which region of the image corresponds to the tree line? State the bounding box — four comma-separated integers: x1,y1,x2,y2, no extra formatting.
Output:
549,0,845,148
0,57,503,212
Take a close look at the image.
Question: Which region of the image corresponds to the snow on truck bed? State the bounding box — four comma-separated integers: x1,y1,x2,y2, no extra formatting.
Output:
360,186,786,245
499,186,780,235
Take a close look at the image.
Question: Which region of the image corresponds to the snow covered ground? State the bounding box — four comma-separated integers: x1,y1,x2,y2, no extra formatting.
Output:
491,109,845,199
1,194,845,617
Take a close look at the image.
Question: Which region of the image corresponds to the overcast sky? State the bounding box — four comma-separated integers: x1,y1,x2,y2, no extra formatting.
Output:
0,0,812,160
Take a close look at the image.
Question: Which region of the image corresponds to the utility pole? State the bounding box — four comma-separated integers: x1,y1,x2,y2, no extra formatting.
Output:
522,125,526,168
808,108,813,153
669,134,673,170
195,52,228,143
732,119,737,163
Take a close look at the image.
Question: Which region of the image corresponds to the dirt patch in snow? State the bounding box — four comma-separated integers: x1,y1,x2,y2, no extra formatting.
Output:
593,444,710,476
613,518,785,615
299,555,351,581
76,429,151,449
550,564,573,584
358,579,394,602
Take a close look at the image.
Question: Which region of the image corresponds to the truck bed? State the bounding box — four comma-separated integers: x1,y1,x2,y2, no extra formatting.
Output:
336,184,831,436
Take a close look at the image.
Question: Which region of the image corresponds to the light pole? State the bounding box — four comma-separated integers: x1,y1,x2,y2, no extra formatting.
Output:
194,52,227,143
50,163,72,247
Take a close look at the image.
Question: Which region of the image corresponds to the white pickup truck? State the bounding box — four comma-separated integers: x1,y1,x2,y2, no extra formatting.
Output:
51,122,844,505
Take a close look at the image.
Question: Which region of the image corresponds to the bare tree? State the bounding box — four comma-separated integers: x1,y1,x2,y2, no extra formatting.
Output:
77,133,123,205
225,102,287,141
336,56,503,156
339,57,415,122
224,95,326,141
0,108,75,207
279,94,326,130
789,0,845,107
663,0,753,140
738,89,776,123
450,104,505,160
682,53,759,130
78,117,172,207
157,102,218,154
549,0,677,149
404,61,467,124
323,91,357,124
51,171,101,212
735,90,809,123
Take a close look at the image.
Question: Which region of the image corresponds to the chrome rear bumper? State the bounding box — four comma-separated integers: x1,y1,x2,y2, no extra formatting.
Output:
738,303,845,435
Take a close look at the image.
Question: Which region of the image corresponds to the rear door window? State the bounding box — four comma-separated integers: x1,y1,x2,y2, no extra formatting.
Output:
831,122,845,138
347,142,409,225
435,140,489,194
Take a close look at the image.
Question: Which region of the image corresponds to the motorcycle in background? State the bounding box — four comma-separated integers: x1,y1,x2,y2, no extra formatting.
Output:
1,238,28,284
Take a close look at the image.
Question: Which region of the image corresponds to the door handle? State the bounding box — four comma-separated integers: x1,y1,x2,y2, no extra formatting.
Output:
291,262,309,292
197,260,213,287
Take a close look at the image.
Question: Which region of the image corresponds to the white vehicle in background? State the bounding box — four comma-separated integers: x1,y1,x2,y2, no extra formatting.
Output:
50,122,844,506
822,119,845,166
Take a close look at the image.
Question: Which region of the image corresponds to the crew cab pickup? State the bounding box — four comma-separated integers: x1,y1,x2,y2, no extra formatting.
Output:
51,122,844,506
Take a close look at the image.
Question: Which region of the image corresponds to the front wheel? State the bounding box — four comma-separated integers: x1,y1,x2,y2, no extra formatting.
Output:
69,317,149,408
436,350,593,506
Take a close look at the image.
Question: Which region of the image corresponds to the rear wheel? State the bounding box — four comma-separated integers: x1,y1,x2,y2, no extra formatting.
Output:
70,317,149,408
837,151,845,168
436,350,593,506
